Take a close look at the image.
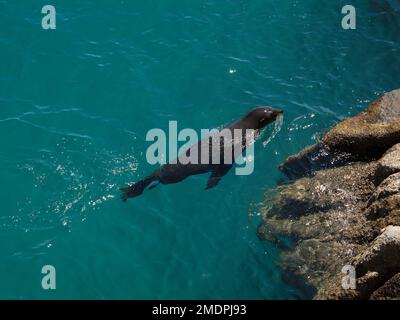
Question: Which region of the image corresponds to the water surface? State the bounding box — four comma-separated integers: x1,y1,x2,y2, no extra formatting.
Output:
0,0,399,299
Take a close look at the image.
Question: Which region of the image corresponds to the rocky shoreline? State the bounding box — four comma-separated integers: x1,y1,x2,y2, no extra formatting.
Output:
259,89,400,299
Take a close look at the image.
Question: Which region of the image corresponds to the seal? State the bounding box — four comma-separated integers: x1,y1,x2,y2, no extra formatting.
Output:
120,107,283,201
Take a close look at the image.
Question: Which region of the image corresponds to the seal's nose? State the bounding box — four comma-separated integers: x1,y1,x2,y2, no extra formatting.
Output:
272,108,283,115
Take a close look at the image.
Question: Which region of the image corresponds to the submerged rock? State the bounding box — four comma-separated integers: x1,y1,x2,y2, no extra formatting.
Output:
260,90,400,299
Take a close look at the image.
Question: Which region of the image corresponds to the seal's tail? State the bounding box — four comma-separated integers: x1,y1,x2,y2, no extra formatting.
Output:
120,175,156,202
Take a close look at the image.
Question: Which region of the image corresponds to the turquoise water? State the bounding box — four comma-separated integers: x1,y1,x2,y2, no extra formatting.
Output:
0,0,399,299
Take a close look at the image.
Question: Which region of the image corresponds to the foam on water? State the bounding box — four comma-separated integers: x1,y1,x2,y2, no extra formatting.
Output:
261,114,284,148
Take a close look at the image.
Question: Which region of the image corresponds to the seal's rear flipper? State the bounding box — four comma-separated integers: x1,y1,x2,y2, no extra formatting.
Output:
120,187,131,202
120,175,155,201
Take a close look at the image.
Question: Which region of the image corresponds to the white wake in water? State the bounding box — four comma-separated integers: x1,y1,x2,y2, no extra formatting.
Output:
260,114,284,148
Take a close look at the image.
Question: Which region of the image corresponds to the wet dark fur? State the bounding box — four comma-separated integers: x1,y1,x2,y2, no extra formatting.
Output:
120,107,283,201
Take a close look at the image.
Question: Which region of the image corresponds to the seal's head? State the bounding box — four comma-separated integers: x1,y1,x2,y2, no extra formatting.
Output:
246,107,283,129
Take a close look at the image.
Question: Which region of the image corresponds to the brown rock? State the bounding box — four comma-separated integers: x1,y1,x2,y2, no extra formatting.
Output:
370,273,400,300
366,172,400,219
354,225,400,279
316,225,400,300
375,144,400,184
280,89,400,178
260,90,400,299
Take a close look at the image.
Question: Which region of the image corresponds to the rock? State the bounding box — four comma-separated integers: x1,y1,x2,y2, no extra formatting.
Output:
368,172,400,206
340,226,400,299
260,161,377,243
260,89,400,299
365,172,400,220
370,273,400,300
278,144,351,179
356,271,382,300
354,226,400,279
259,161,377,297
316,226,400,300
319,271,382,300
375,144,400,184
280,89,400,178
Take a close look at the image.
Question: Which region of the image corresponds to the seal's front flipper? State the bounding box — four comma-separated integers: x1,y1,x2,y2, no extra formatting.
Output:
205,165,232,190
148,181,160,190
